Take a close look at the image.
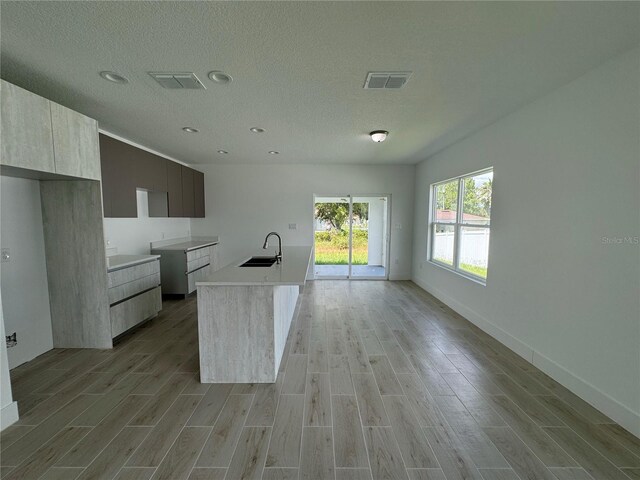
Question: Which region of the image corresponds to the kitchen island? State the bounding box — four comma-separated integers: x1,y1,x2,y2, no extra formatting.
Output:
196,246,312,383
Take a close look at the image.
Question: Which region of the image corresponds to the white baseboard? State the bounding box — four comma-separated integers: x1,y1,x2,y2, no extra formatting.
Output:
412,276,640,438
1,401,19,430
532,351,640,437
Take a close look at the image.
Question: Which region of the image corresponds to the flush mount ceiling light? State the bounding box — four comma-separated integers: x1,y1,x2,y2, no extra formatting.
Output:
182,127,199,133
99,71,129,84
268,151,280,155
370,130,389,142
217,150,228,154
250,127,265,133
208,71,232,84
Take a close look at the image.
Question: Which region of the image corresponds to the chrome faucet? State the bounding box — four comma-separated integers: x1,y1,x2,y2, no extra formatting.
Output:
262,232,282,264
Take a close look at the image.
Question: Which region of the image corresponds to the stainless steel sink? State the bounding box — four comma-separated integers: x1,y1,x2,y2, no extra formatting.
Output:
239,256,277,267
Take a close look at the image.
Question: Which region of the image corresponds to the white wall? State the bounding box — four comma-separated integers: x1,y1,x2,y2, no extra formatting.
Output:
0,296,18,430
103,190,191,255
191,164,415,280
0,176,53,369
367,198,385,266
412,47,640,435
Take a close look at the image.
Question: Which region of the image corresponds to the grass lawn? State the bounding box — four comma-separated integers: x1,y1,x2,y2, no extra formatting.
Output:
315,230,368,265
315,247,368,265
460,263,487,278
434,256,487,279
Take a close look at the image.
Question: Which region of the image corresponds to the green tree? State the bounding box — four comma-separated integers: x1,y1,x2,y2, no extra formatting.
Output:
315,202,369,231
437,178,491,219
352,203,368,222
477,179,492,217
436,181,458,211
463,178,492,218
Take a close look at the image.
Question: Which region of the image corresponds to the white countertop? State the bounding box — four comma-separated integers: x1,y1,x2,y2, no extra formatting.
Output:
150,236,219,252
107,254,160,272
151,236,220,252
197,246,312,286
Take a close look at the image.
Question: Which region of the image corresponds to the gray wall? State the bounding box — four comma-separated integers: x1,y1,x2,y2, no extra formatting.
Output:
191,164,415,280
412,47,640,434
0,176,53,368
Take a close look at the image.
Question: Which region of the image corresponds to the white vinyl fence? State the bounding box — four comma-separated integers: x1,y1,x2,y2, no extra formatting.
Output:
433,229,490,266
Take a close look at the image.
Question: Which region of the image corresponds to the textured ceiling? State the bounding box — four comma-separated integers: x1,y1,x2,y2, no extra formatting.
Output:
1,1,639,165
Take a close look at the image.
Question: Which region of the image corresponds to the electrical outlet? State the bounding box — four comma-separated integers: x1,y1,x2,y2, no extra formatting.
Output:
1,248,10,263
289,223,297,230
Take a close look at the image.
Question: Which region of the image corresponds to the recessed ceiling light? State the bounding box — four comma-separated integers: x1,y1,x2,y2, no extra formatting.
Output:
250,127,265,133
217,150,228,154
208,71,232,84
99,71,129,84
369,130,389,142
182,127,199,133
268,151,280,155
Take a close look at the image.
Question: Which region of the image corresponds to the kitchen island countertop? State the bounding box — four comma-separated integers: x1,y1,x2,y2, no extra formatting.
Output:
196,246,312,286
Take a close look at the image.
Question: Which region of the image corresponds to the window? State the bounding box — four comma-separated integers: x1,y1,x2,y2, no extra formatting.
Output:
430,168,493,282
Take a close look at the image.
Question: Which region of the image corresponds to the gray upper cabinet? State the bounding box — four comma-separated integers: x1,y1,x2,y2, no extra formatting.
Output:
100,135,204,219
194,170,205,218
181,165,195,217
0,80,56,173
50,103,101,180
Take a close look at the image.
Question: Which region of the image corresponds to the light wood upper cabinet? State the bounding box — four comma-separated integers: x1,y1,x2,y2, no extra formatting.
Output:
50,103,101,180
0,80,56,173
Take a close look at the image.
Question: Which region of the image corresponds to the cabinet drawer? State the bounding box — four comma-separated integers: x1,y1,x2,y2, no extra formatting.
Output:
110,286,161,338
108,260,160,288
187,266,208,294
186,255,210,274
186,246,210,262
187,270,199,294
108,272,160,305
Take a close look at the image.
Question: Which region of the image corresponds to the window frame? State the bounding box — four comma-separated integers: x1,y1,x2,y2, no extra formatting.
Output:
428,167,493,284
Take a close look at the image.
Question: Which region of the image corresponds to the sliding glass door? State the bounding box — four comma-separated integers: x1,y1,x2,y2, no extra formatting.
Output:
351,196,388,278
314,196,351,278
314,195,389,279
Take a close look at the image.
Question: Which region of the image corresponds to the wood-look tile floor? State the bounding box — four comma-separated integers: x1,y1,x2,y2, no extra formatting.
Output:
2,280,639,480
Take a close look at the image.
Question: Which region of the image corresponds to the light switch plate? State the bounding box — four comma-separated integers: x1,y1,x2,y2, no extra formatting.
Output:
1,248,10,263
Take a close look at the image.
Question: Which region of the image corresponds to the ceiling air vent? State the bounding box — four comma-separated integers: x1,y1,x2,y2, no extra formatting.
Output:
148,72,205,89
364,72,412,89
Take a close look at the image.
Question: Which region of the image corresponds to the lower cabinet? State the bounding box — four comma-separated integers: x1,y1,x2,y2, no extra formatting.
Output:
108,258,162,338
110,287,162,338
153,242,219,296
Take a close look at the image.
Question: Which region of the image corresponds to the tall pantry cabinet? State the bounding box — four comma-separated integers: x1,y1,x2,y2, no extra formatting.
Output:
1,79,111,349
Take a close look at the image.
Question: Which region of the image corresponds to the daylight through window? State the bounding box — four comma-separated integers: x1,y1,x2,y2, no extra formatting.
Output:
430,168,493,282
